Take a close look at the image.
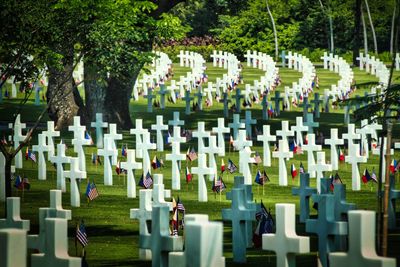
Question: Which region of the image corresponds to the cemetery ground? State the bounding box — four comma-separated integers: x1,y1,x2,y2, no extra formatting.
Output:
1,62,400,266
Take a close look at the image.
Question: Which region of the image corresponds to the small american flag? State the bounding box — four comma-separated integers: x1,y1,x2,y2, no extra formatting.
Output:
76,222,88,247
86,182,99,201
28,150,37,163
143,172,153,189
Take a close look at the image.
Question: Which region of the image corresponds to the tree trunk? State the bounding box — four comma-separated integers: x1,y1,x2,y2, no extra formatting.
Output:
84,63,107,125
361,9,369,54
364,0,378,54
266,0,278,61
353,0,362,66
390,2,396,55
84,62,142,130
46,54,86,130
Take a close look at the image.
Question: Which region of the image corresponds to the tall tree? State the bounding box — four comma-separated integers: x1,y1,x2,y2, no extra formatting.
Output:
353,0,362,66
364,0,378,54
318,0,334,53
266,0,279,61
361,8,369,54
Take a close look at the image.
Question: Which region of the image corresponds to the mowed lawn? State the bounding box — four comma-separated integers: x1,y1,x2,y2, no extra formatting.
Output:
0,61,400,266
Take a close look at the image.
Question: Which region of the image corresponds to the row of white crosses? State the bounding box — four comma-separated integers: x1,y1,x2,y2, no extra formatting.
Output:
245,50,279,96
211,50,241,82
284,52,316,103
134,51,173,99
356,53,390,86
320,53,354,115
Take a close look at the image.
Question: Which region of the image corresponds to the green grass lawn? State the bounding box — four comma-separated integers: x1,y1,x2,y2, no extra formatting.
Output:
1,62,400,266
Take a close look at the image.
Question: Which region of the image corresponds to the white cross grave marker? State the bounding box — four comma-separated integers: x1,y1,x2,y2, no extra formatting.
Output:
42,121,60,160
151,115,168,152
168,111,184,127
69,116,91,172
212,118,230,156
192,154,214,202
302,134,321,178
49,143,71,192
130,119,147,158
291,117,308,147
193,122,211,154
308,152,332,193
272,140,294,186
329,210,396,267
141,132,156,174
32,133,49,181
64,157,86,207
166,142,187,190
91,113,108,148
0,197,30,230
257,125,276,167
8,114,26,169
324,128,344,171
345,143,367,191
98,137,118,186
119,148,142,197
262,203,310,267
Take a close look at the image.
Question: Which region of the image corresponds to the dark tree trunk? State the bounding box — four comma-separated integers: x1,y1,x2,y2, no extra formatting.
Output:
353,0,362,66
46,52,86,130
84,62,142,130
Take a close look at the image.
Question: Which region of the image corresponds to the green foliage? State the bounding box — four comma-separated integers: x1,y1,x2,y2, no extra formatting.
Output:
155,14,192,43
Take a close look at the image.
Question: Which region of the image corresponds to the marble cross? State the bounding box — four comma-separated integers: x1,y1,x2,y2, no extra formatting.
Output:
192,154,214,202
233,89,244,113
144,89,156,113
141,132,156,174
302,134,321,178
166,142,186,190
90,113,108,148
27,190,71,252
120,149,142,198
140,205,183,267
345,142,367,191
233,129,253,152
152,174,172,209
98,137,118,186
311,93,322,118
212,118,230,157
9,114,26,169
222,92,231,118
262,203,310,267
63,157,86,207
42,121,60,160
271,91,284,115
168,214,225,267
69,116,91,172
257,125,276,167
342,124,360,146
228,114,245,140
308,152,332,193
130,189,153,260
325,128,344,170
31,218,81,267
356,119,373,157
193,122,211,154
0,228,27,267
182,90,193,115
329,210,396,267
292,173,317,223
168,111,185,127
32,133,49,180
241,110,256,139
158,84,168,109
104,123,122,154
276,121,294,152
222,187,256,263
291,117,308,147
151,115,169,152
49,143,71,192
372,137,393,183
306,194,348,267
130,119,147,158
272,140,294,186
194,87,203,111
203,136,222,181
0,197,30,230
303,113,319,134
